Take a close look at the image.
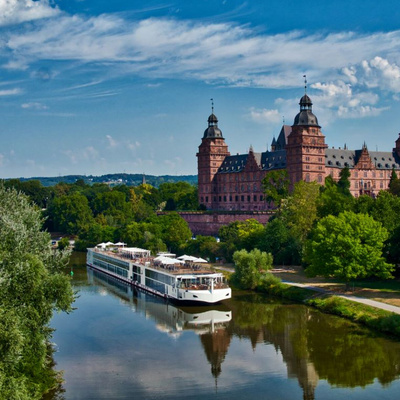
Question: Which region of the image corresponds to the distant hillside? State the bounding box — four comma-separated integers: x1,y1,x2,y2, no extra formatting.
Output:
18,173,197,187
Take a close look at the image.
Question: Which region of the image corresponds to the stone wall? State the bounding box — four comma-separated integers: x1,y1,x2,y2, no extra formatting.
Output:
177,211,273,236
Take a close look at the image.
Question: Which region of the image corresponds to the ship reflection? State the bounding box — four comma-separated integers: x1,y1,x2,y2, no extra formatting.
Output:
88,268,232,336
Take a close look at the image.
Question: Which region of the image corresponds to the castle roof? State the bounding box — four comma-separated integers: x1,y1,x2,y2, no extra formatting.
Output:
325,148,400,169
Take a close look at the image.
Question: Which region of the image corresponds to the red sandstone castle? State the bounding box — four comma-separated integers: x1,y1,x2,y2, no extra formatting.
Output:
197,93,400,211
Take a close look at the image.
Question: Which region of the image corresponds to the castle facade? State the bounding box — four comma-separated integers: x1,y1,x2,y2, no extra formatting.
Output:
197,94,400,211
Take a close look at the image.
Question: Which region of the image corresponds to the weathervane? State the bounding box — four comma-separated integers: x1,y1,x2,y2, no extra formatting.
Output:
210,98,214,114
303,74,307,94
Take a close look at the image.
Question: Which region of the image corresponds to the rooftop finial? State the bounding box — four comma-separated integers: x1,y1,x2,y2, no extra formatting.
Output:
303,74,307,94
210,98,214,114
282,115,285,125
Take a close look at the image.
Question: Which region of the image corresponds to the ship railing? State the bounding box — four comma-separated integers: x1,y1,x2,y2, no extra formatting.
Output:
179,282,229,290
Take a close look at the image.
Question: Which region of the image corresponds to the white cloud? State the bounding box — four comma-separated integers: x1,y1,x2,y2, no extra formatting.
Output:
0,0,60,26
249,107,281,124
21,102,48,110
337,105,389,118
0,88,22,96
4,14,400,91
106,135,117,147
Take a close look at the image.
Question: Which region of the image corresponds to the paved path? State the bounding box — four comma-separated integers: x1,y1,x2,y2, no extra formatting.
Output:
214,266,400,315
282,280,400,315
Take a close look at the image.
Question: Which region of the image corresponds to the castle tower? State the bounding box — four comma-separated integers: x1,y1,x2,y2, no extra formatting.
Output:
286,89,327,187
393,133,400,158
197,106,230,209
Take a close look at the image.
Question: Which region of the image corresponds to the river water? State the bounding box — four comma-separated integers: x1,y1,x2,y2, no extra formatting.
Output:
48,253,400,400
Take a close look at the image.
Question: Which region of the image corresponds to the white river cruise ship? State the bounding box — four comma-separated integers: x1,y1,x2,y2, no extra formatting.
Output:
86,243,231,304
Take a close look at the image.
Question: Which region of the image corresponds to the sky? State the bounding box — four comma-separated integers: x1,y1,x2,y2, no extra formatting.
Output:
2,0,400,179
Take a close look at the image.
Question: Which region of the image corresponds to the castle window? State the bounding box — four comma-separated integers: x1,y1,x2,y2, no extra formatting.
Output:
355,182,358,188
229,195,232,201
380,182,383,188
205,196,208,202
253,195,257,201
260,195,263,201
201,197,204,203
364,172,367,177
241,195,244,201
218,196,221,202
213,196,217,202
235,195,239,201
305,174,310,182
355,172,358,178
247,195,251,201
223,196,226,202
318,175,322,183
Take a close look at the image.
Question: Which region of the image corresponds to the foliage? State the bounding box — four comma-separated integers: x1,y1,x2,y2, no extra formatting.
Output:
0,186,74,399
262,169,290,204
183,235,219,262
158,182,198,210
317,176,354,218
232,249,273,289
337,166,352,195
57,237,70,250
369,191,400,233
307,296,400,338
219,219,264,261
258,217,302,265
49,192,94,234
282,181,320,245
304,211,394,283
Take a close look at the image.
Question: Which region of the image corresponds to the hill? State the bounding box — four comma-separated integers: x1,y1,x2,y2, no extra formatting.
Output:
17,173,197,187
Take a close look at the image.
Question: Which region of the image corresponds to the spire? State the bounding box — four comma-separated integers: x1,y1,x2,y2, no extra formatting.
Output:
203,99,223,138
303,74,307,94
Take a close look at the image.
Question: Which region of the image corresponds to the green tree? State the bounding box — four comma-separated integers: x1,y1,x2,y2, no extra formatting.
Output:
305,211,394,284
49,192,94,234
258,217,301,265
282,181,320,245
232,249,273,289
219,219,264,261
262,169,290,205
0,186,74,399
337,166,351,195
317,176,353,218
158,213,192,253
389,168,400,196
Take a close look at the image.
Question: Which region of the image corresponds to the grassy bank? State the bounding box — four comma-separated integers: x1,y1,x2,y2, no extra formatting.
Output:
259,276,400,339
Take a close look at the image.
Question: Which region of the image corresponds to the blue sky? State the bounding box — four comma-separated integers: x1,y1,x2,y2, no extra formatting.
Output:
2,0,400,178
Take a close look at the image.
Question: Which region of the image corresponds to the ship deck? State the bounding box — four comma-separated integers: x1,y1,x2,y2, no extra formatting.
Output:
93,248,217,276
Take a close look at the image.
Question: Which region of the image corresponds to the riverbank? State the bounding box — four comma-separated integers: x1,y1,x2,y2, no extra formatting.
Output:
213,263,400,339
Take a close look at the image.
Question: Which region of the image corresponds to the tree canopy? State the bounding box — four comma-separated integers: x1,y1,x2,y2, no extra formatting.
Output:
0,186,74,399
305,211,394,283
232,248,273,289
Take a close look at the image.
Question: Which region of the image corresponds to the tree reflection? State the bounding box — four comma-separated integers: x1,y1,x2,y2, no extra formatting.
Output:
225,293,400,399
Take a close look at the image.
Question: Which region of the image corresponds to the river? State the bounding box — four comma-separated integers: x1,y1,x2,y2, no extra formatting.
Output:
47,252,400,400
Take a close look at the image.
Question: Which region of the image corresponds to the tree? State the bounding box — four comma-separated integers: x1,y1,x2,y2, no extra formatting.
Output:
49,192,94,234
305,211,394,285
389,168,400,196
317,176,353,218
232,249,273,289
262,169,290,205
282,181,320,245
337,166,351,195
258,217,301,265
0,186,74,399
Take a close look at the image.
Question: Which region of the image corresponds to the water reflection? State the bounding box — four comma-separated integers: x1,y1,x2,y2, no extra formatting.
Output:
50,263,400,400
228,293,400,399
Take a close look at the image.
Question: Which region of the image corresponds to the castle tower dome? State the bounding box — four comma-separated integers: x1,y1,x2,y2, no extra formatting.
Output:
203,98,223,138
293,94,320,127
